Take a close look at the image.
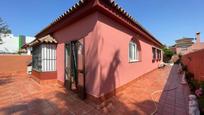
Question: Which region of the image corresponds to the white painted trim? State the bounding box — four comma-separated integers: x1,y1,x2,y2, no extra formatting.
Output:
128,41,139,63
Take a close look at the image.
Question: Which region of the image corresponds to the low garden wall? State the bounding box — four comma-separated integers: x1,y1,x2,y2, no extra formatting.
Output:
0,54,31,74
182,49,204,81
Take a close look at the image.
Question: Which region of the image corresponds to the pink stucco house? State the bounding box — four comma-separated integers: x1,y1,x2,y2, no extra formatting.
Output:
29,0,163,101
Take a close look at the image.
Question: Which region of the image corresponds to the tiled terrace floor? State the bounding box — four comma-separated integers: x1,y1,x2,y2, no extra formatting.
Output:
0,65,189,115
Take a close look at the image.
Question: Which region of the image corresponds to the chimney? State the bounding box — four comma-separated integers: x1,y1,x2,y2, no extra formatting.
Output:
196,32,201,44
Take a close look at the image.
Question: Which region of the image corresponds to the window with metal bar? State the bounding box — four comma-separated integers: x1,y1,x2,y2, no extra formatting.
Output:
41,44,56,72
32,45,42,71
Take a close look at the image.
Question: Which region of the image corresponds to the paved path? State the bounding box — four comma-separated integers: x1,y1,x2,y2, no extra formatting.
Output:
156,64,190,115
0,65,189,115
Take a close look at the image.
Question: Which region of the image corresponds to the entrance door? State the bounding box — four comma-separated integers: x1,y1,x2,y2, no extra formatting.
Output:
76,40,85,99
65,42,78,91
65,43,72,90
65,40,85,99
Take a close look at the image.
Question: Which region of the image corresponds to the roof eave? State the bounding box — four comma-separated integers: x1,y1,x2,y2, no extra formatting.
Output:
35,0,163,47
97,0,163,47
35,0,95,38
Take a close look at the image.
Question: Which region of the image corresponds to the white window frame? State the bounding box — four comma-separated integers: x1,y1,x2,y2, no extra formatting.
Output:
129,41,139,62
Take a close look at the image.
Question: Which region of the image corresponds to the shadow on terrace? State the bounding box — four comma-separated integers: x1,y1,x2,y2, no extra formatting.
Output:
82,18,172,114
0,75,13,86
86,66,171,115
0,61,173,115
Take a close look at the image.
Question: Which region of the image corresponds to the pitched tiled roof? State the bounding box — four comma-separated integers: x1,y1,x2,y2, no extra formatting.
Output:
39,35,57,43
28,35,57,47
102,1,162,46
35,0,162,47
36,0,88,37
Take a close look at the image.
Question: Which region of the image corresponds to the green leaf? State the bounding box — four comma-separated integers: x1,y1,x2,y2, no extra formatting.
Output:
0,17,11,35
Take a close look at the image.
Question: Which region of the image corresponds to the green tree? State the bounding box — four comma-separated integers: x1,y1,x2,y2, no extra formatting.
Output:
162,45,174,62
0,18,12,44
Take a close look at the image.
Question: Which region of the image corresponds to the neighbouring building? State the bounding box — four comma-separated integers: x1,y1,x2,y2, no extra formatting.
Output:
172,32,204,55
0,34,35,54
187,32,204,53
28,0,163,101
175,37,194,55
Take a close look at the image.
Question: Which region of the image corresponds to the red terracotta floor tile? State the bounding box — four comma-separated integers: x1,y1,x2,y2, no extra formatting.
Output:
0,65,190,115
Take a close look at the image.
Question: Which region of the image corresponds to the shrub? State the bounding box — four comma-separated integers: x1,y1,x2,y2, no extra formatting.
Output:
198,97,204,113
186,71,194,82
188,79,197,93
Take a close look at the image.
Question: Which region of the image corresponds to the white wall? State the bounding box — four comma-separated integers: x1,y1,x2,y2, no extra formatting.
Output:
0,34,19,53
0,34,35,53
26,36,35,43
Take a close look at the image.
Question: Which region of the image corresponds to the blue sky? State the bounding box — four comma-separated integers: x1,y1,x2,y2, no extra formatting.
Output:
0,0,203,46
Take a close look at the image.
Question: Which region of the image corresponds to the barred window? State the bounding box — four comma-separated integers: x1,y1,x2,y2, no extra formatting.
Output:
152,47,156,60
32,45,42,71
157,49,161,59
32,44,56,72
41,44,56,72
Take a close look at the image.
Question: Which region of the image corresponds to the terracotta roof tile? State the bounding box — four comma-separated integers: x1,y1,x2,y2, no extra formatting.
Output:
29,35,57,47
35,0,162,46
36,0,87,36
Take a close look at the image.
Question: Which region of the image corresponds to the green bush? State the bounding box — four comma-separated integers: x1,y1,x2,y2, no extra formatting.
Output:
198,96,204,113
162,46,174,63
186,71,192,81
189,80,197,92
